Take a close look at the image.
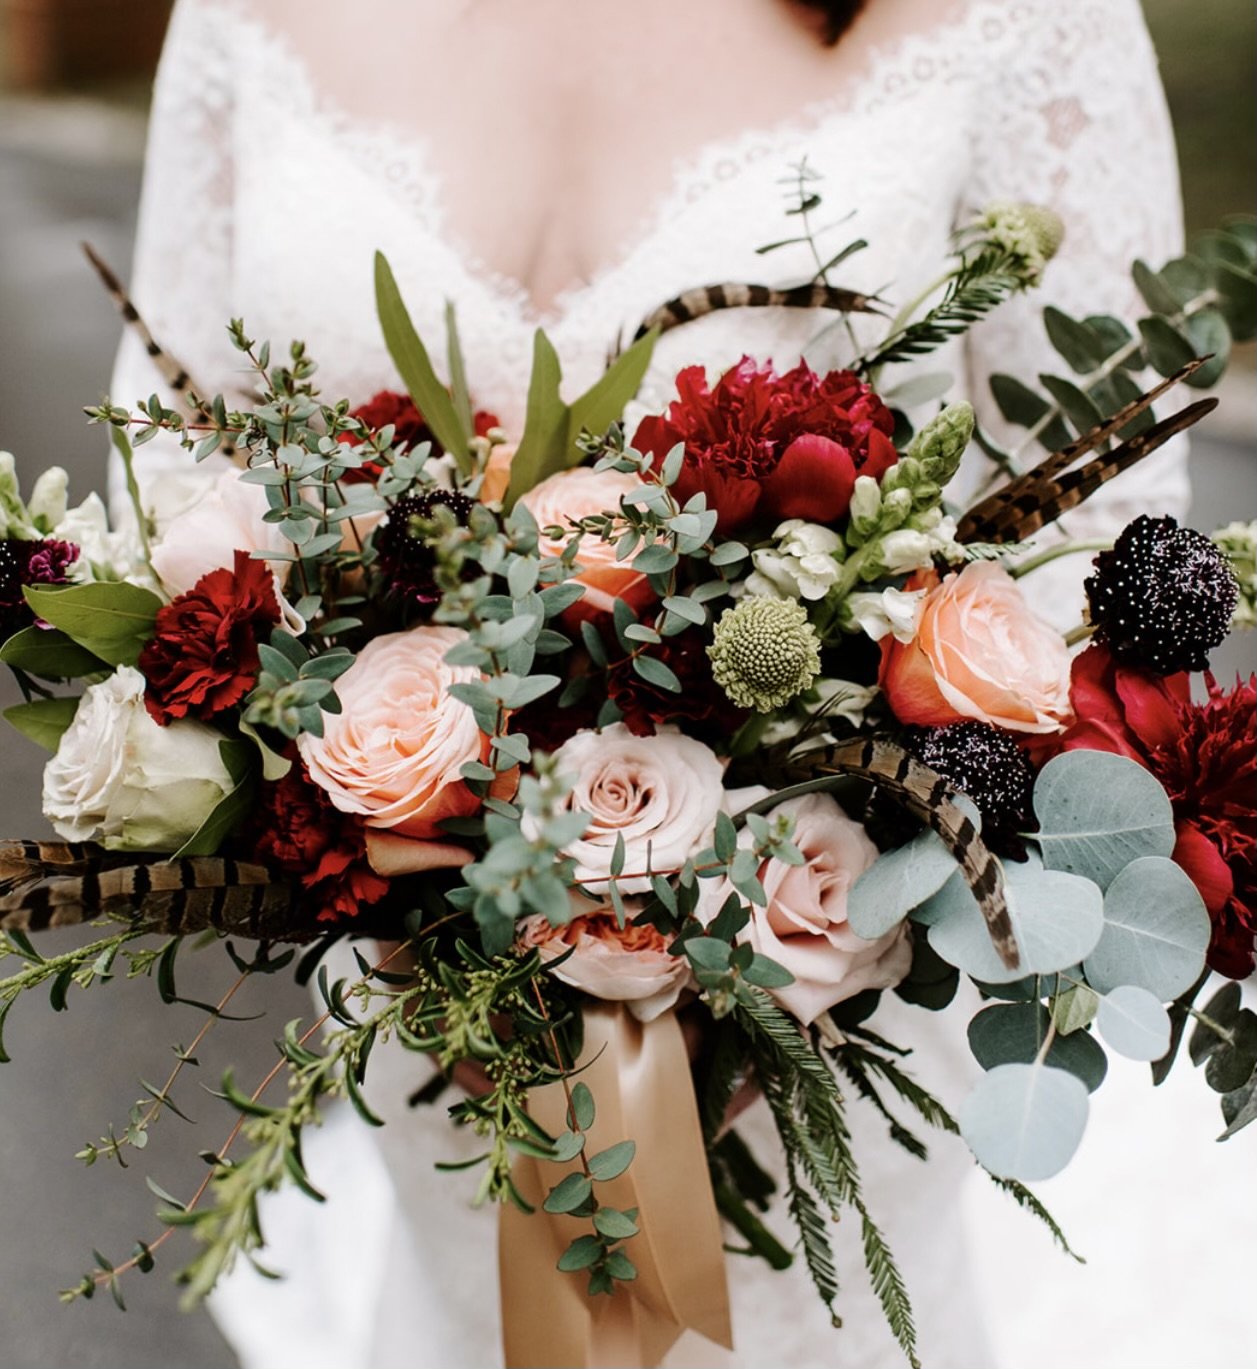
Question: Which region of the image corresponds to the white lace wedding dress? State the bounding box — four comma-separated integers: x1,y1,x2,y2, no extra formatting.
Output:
109,2,1194,1366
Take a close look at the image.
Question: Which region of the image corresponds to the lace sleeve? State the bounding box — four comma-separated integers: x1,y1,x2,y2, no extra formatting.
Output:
960,0,1189,596
107,0,240,519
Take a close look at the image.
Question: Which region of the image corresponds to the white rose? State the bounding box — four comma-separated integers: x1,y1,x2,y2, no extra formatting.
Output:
531,723,724,893
42,667,234,851
703,793,912,1025
745,520,843,601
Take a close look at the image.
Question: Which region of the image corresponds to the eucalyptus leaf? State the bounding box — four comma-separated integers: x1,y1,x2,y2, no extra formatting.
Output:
1183,309,1230,388
1043,307,1106,373
1219,1074,1257,1141
959,1062,1090,1181
967,1001,1107,1093
1082,856,1209,1001
1033,751,1175,889
1095,986,1171,1061
1138,316,1197,378
849,829,960,939
1202,1010,1257,1095
924,856,1103,984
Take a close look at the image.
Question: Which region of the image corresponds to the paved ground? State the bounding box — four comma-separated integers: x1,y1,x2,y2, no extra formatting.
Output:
0,102,1253,1369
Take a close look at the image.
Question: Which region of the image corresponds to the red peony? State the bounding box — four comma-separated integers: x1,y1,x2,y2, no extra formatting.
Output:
1054,646,1257,978
342,390,501,483
246,760,389,923
631,357,896,534
139,550,281,725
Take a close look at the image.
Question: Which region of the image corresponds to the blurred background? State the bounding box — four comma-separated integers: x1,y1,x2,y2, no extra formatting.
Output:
0,3,1252,1367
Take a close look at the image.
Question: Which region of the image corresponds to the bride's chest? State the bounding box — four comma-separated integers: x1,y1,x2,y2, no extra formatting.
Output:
222,39,983,427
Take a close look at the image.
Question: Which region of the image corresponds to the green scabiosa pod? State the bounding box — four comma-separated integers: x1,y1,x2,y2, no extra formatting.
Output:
708,597,821,712
1212,520,1256,630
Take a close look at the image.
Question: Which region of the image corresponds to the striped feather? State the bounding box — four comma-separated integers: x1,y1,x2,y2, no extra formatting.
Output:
631,280,886,344
782,739,1019,971
958,359,1215,546
0,841,308,941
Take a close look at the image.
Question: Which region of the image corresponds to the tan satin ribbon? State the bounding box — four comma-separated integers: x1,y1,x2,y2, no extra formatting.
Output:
499,1003,733,1369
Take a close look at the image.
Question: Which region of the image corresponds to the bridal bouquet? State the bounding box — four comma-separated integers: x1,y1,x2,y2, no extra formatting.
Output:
2,198,1254,1366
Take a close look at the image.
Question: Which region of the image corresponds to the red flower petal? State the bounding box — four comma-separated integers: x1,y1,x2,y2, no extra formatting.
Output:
760,435,856,523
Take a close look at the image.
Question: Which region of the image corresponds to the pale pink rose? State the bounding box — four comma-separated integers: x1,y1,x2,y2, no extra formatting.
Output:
519,467,654,620
298,626,493,839
150,468,292,599
711,793,912,1026
879,562,1073,734
528,723,724,893
518,895,693,1022
479,442,516,504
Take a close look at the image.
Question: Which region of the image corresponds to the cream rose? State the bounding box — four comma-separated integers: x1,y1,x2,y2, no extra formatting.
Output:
879,561,1073,733
518,894,693,1022
707,793,912,1026
42,667,234,851
150,468,292,600
531,723,724,893
297,626,489,838
519,467,653,619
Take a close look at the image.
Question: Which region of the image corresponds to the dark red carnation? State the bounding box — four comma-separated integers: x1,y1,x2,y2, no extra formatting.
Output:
139,550,281,725
0,536,78,640
607,626,749,741
1053,646,1257,978
631,358,896,534
342,390,501,483
245,760,389,923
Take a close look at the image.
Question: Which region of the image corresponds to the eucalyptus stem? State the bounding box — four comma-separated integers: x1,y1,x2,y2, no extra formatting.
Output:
1009,539,1112,579
1064,623,1096,648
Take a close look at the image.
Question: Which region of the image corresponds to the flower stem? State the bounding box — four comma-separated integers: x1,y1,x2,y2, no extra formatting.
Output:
1009,540,1112,579
1064,623,1095,648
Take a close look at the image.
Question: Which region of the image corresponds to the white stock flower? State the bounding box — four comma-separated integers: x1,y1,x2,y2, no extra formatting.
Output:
844,586,928,643
42,667,234,851
57,493,154,589
745,520,844,601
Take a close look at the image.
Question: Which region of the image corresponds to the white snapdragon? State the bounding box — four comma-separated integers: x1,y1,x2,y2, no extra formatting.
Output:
42,667,234,852
745,520,844,601
877,512,961,576
57,492,154,589
843,586,928,643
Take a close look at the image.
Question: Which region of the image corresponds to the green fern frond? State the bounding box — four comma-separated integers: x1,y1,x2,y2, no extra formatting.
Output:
987,1175,1086,1264
837,1058,929,1160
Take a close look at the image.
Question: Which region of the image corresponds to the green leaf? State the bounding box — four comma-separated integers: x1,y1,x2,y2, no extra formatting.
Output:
1051,983,1099,1036
1131,259,1182,315
1038,373,1105,438
4,695,79,750
967,1001,1107,1093
557,1235,604,1272
958,1062,1089,1181
504,330,567,510
1043,307,1107,374
593,1207,639,1240
172,740,257,858
1201,1010,1257,1095
850,829,959,939
551,1130,585,1163
543,1172,593,1214
1219,1073,1257,1140
567,329,657,456
741,954,795,989
444,299,474,438
1214,262,1257,339
631,653,681,693
924,856,1103,985
374,252,469,469
1137,316,1197,378
686,937,733,972
604,1250,637,1281
0,626,107,679
1183,309,1231,388
989,373,1050,428
588,1139,636,1181
23,581,161,668
1082,856,1209,1000
1095,986,1171,1061
570,1081,596,1132
1033,751,1175,889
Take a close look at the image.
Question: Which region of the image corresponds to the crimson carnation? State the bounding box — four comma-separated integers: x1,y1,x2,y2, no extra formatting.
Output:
0,536,78,639
139,550,281,725
342,390,501,483
245,761,389,923
1054,646,1257,978
631,357,896,534
607,627,749,740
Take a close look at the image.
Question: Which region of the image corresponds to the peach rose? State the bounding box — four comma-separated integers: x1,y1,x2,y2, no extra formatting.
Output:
518,894,693,1022
528,723,724,893
708,793,911,1025
519,466,654,619
879,561,1073,734
298,626,489,838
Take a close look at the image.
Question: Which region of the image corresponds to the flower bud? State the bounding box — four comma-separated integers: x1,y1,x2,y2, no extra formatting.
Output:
0,452,33,539
907,402,975,487
28,467,68,532
847,475,882,544
877,487,914,532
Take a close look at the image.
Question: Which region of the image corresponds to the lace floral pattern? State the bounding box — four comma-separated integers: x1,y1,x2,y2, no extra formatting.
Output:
112,3,1189,1365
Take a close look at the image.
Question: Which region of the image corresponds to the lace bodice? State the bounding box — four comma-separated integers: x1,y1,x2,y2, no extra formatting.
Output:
111,4,1191,1367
